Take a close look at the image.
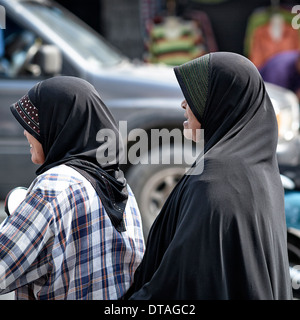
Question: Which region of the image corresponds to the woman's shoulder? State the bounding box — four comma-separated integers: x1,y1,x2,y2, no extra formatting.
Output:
28,164,86,199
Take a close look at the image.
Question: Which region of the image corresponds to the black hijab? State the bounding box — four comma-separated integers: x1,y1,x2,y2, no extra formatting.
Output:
126,52,292,299
10,76,128,232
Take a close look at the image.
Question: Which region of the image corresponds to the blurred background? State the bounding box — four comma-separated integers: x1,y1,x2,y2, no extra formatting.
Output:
57,0,300,62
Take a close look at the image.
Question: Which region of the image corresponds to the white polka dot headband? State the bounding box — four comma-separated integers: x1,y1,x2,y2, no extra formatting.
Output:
13,94,40,136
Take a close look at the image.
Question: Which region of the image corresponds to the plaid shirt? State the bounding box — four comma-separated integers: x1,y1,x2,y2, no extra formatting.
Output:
0,165,144,300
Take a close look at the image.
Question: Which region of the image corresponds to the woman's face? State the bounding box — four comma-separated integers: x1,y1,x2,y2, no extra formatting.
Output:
181,100,201,142
24,130,45,165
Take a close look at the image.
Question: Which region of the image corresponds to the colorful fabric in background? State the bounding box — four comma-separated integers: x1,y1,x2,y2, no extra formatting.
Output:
144,11,217,66
244,6,300,69
145,16,204,65
259,50,300,97
139,0,164,39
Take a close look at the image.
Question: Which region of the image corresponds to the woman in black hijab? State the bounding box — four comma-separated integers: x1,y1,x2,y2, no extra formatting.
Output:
0,76,144,299
126,52,292,300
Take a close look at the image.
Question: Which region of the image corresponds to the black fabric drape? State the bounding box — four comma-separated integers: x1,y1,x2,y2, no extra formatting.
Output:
12,76,128,232
126,52,292,299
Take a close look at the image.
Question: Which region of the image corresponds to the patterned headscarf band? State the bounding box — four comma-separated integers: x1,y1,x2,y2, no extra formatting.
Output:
10,94,40,141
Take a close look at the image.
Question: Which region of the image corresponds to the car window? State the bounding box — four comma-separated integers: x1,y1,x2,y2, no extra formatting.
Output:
0,17,39,78
23,2,124,68
0,15,78,79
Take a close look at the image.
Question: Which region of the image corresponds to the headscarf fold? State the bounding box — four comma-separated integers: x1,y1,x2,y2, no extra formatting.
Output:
11,76,128,232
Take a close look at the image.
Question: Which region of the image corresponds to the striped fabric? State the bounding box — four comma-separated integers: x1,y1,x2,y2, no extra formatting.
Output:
0,165,144,300
174,54,210,122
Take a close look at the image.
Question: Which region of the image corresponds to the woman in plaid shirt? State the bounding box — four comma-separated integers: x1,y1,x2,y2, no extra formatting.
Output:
0,77,144,300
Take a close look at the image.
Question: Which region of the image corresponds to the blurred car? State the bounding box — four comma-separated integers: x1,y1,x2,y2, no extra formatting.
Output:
0,0,300,240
